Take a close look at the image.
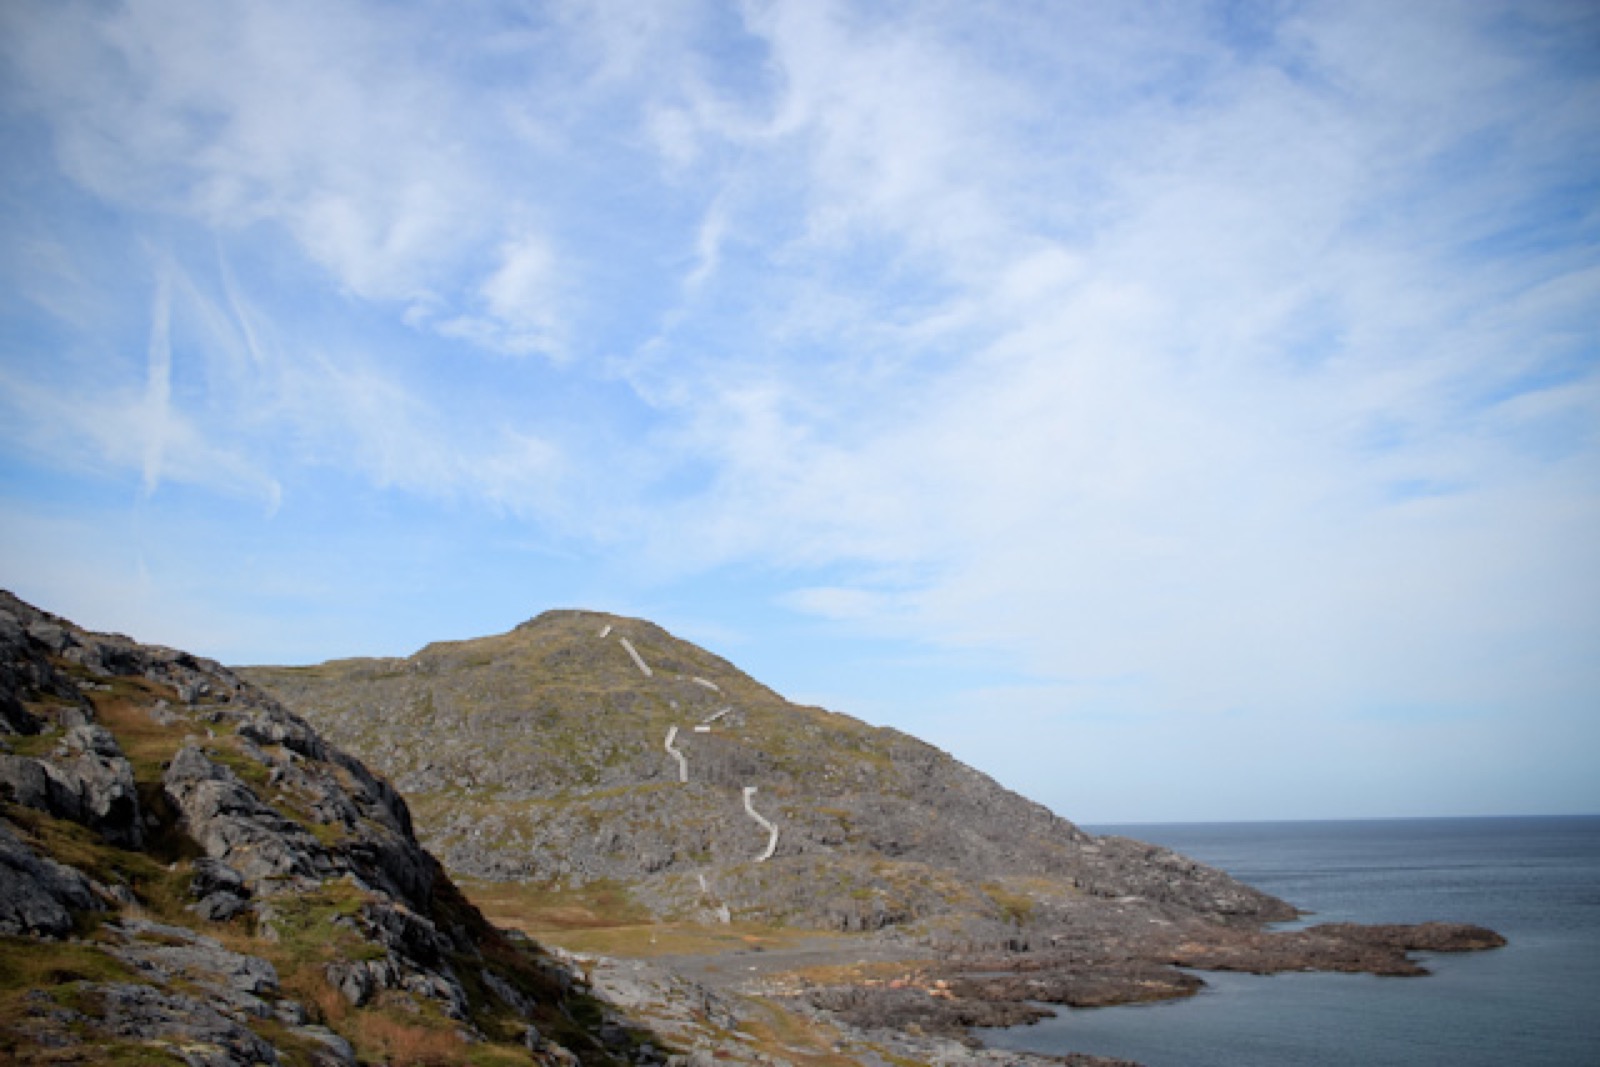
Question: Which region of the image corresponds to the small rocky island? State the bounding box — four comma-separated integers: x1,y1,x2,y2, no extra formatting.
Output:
2,593,1503,1065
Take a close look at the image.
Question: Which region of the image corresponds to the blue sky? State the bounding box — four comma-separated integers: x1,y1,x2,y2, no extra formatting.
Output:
2,0,1596,823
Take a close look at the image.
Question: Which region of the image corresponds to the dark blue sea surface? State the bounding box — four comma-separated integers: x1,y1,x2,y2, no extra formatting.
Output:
981,816,1600,1066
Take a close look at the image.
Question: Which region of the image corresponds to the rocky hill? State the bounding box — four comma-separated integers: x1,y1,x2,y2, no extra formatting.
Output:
2,593,1502,1065
243,610,1292,946
13,592,1045,1067
239,610,1505,1051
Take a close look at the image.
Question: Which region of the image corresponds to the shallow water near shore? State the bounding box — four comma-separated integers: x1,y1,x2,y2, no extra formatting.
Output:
980,815,1600,1067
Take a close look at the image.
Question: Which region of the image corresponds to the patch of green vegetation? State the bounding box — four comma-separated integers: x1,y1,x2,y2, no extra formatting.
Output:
4,722,64,757
0,935,137,992
259,882,385,968
0,940,203,1062
82,691,189,776
62,1041,189,1065
983,883,1037,926
715,995,889,1067
459,877,653,936
205,741,273,791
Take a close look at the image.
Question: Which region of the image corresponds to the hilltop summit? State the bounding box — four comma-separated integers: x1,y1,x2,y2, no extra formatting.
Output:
241,611,1504,1048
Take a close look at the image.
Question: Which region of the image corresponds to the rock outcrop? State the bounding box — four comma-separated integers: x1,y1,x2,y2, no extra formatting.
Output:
0,593,705,1064
2,590,1508,1064
0,815,99,936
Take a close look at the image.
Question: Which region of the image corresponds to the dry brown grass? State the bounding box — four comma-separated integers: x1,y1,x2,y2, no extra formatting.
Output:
456,877,650,932
527,921,832,958
277,969,351,1028
731,996,895,1067
349,1010,468,1066
84,683,188,768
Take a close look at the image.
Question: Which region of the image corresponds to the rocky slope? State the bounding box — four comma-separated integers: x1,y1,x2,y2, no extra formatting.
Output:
13,592,1073,1067
243,610,1292,945
2,594,1504,1064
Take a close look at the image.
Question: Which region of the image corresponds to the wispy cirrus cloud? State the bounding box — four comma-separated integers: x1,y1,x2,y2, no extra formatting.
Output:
608,0,1600,815
0,0,1594,818
0,0,588,346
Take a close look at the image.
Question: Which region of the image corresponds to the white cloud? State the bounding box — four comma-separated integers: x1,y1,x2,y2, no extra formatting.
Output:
139,265,174,497
437,232,568,358
1,0,1595,816
0,0,583,345
613,0,1600,782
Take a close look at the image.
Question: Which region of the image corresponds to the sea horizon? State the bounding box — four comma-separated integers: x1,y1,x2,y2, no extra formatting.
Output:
1088,810,1600,830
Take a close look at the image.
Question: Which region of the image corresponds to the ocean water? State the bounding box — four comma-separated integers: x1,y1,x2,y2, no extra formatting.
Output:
981,816,1600,1066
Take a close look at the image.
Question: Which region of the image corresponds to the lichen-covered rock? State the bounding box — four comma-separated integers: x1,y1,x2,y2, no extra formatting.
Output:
1,591,676,1065
187,857,252,921
105,919,283,1023
0,591,1509,1064
0,605,89,735
83,981,283,1065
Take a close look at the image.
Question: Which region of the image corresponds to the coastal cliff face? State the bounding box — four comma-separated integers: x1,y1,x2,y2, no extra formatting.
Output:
242,610,1294,944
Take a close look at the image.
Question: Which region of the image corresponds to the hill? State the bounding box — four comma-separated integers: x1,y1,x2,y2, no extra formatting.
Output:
12,592,1076,1067
242,610,1291,947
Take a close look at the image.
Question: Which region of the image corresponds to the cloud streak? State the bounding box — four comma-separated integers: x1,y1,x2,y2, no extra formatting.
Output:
140,265,173,497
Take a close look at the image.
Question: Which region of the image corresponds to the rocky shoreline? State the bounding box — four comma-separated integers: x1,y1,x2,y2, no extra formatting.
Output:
570,909,1503,1066
785,920,1506,1039
623,912,1505,1063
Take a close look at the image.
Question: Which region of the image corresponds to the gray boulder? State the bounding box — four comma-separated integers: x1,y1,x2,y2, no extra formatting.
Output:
187,857,252,922
106,919,283,1024
0,817,100,936
162,742,332,890
92,981,281,1066
0,728,144,849
0,603,91,735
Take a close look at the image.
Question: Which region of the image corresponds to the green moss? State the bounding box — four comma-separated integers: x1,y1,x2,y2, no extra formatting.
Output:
260,883,385,967
63,1041,188,1065
206,743,273,791
0,941,200,1062
4,723,64,757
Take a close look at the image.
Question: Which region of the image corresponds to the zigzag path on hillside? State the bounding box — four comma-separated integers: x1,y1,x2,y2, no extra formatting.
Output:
6,590,1155,1066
